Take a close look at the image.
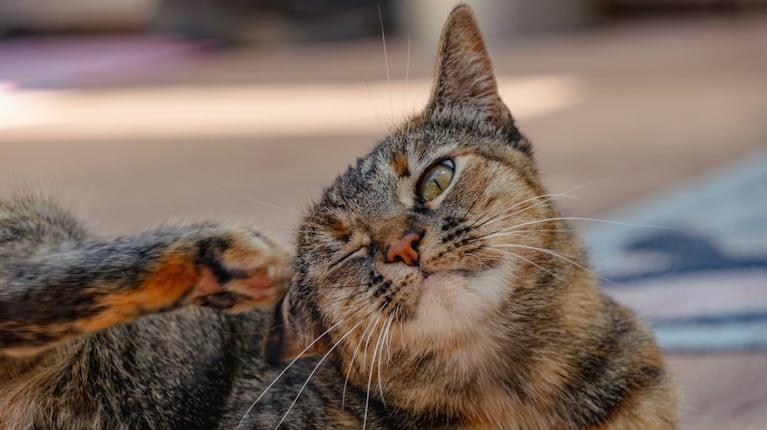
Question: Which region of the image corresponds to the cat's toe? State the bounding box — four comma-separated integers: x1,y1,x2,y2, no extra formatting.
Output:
194,230,291,312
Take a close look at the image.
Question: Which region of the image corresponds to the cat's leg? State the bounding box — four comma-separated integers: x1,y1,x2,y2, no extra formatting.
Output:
0,197,290,356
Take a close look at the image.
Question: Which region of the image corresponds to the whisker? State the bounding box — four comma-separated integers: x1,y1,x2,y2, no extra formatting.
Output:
365,318,387,429
470,228,575,242
460,164,503,224
377,3,393,121
206,176,296,214
495,216,679,234
469,182,590,230
472,192,578,231
495,243,620,287
403,33,411,115
484,247,563,281
325,282,371,290
469,195,550,232
376,323,387,410
324,287,375,308
362,315,383,368
465,251,489,270
273,320,363,429
377,314,397,406
342,306,384,410
238,315,355,427
383,314,395,364
395,303,406,350
495,243,586,269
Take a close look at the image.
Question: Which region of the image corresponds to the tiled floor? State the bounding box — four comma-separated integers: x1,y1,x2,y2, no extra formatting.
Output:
1,14,766,428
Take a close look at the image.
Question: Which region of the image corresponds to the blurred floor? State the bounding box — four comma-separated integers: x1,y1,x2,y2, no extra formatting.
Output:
1,14,766,429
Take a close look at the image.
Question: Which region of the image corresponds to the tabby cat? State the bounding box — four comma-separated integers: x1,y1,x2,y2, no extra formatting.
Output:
0,5,679,429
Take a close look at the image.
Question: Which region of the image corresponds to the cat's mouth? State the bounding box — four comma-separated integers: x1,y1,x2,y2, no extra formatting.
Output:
408,262,508,336
420,267,475,280
418,256,499,280
417,265,493,295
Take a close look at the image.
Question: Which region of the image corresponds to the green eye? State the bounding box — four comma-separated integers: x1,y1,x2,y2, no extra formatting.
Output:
417,159,455,202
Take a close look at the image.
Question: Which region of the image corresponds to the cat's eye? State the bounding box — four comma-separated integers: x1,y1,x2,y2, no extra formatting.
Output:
417,159,455,202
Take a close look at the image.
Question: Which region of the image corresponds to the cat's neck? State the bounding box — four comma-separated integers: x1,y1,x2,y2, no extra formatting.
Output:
386,268,608,429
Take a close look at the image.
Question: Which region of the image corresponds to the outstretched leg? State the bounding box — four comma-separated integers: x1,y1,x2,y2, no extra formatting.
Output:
0,197,290,356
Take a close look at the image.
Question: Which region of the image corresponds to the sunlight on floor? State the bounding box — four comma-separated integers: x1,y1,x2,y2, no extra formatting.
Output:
0,75,581,142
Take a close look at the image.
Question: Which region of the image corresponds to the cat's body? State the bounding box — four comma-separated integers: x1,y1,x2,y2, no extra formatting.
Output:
0,6,679,430
0,197,386,429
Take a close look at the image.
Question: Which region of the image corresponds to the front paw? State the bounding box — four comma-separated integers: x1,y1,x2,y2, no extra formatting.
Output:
194,229,291,313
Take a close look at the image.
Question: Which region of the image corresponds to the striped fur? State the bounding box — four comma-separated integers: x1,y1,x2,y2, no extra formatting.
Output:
271,5,680,429
0,5,679,429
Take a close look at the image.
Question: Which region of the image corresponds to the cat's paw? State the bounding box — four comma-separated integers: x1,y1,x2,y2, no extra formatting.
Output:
194,229,291,313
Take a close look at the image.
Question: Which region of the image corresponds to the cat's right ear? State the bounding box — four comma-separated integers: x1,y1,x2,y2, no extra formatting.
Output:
264,295,327,366
426,5,515,132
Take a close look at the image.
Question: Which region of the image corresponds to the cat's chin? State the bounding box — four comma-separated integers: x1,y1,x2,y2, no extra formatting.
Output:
408,267,509,340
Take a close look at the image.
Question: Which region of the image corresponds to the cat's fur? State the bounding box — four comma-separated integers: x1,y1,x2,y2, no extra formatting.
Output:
0,5,679,429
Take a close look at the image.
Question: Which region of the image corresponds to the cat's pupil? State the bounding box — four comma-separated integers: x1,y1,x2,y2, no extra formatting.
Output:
417,159,455,202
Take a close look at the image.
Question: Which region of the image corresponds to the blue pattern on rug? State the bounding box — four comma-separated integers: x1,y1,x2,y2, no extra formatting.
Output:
584,150,767,351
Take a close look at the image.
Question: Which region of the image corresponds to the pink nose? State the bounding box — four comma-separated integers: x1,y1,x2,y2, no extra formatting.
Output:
384,230,422,266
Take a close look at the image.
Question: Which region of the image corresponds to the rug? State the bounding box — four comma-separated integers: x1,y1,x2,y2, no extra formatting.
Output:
584,150,767,351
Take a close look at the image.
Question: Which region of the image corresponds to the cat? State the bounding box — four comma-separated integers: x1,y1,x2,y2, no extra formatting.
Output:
0,5,679,430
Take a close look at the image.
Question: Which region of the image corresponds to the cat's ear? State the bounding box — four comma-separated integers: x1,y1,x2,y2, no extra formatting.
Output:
264,295,327,365
426,5,514,130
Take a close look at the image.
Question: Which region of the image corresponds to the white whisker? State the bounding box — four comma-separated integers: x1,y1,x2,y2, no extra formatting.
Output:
342,314,380,410
207,176,295,214
498,216,679,233
495,243,586,270
484,247,562,280
376,326,387,410
237,317,351,427
361,315,382,370
395,304,406,350
495,243,619,287
471,228,575,242
365,318,386,429
403,33,411,115
474,192,579,230
383,314,395,364
464,251,487,270
273,320,363,429
471,182,589,229
377,4,393,121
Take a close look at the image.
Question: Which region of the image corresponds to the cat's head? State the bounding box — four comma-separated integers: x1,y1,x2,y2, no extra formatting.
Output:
267,4,589,419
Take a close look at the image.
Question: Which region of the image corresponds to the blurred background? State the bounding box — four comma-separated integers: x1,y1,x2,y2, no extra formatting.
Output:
1,1,765,428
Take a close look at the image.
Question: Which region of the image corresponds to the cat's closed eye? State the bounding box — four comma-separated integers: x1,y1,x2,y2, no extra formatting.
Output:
332,232,371,267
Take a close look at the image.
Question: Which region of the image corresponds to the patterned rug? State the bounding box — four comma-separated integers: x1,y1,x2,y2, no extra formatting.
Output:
585,150,767,351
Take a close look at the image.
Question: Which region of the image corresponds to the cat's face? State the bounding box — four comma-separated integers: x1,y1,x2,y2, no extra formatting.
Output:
294,122,544,341
267,5,577,416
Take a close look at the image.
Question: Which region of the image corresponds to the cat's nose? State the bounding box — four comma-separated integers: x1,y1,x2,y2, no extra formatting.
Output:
384,229,423,266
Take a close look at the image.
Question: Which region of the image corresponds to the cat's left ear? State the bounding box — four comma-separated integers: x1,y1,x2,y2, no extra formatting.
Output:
426,5,514,131
264,295,327,365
